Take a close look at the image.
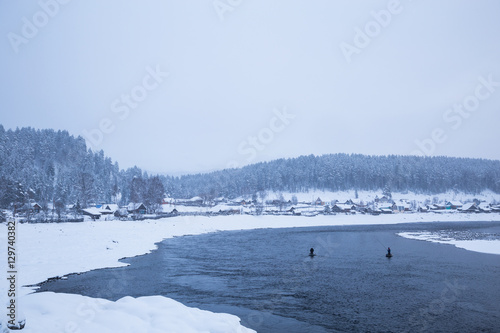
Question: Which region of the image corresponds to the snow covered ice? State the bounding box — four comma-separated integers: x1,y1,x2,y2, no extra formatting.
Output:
398,229,500,255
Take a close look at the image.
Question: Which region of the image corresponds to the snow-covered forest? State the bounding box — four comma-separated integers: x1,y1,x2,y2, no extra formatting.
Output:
168,154,500,199
0,126,164,212
1,126,500,212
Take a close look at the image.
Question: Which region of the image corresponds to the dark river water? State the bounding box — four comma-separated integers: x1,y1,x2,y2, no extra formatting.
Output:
37,221,500,332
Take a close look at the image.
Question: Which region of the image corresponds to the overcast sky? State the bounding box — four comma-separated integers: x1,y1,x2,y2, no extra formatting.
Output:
1,0,499,175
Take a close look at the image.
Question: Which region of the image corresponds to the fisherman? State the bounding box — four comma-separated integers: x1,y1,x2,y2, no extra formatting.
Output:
310,248,314,255
387,247,391,255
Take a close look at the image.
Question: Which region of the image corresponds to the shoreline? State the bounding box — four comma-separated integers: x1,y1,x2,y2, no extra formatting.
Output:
2,213,500,332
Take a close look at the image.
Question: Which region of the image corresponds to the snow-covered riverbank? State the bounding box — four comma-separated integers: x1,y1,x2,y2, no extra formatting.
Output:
2,213,500,332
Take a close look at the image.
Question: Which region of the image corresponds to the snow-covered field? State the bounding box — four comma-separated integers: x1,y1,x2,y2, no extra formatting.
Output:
2,213,500,332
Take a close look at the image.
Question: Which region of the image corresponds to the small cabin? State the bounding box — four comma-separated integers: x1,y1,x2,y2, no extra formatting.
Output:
445,201,463,210
417,205,429,213
99,204,119,215
17,202,42,214
315,197,324,206
81,207,102,220
127,203,147,214
332,204,355,213
430,203,446,211
459,202,478,213
478,203,491,213
396,201,411,212
31,203,42,214
378,202,397,212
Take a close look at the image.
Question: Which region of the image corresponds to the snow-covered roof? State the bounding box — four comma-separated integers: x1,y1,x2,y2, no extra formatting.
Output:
127,203,145,211
82,207,102,216
100,204,119,213
460,202,477,211
431,204,445,209
446,201,463,206
334,204,355,210
478,203,491,211
378,203,394,209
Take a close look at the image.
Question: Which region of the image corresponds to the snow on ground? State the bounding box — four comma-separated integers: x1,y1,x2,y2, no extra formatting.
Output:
2,213,500,332
237,189,500,205
162,203,245,214
398,231,500,255
18,293,252,333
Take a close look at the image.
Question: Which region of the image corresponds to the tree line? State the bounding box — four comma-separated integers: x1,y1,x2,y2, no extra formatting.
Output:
0,126,163,213
165,154,500,199
1,125,499,213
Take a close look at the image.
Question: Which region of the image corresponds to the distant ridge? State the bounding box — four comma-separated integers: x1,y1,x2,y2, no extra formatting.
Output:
164,154,500,199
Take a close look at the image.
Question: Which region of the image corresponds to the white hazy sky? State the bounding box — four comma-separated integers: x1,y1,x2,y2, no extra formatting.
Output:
1,0,499,175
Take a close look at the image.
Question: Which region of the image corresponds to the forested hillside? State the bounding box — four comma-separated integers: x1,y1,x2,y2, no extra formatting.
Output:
0,126,163,210
166,154,500,199
1,125,499,211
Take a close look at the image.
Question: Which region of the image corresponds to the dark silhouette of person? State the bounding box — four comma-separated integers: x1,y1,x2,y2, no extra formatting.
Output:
387,247,391,255
310,248,314,255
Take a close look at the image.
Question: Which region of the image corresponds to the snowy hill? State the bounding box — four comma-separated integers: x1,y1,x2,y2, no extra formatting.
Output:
164,154,500,200
1,126,499,219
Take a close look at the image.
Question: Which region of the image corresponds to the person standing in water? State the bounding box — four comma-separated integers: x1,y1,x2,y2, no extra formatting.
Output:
387,247,391,255
310,248,314,255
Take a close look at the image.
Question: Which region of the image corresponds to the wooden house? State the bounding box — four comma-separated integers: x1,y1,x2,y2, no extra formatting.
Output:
417,205,429,213
396,201,411,212
332,204,356,213
378,202,397,212
127,203,147,214
31,203,42,213
430,203,446,211
18,202,42,214
478,203,491,213
459,202,478,213
81,207,102,220
315,197,325,206
445,201,463,210
99,204,119,215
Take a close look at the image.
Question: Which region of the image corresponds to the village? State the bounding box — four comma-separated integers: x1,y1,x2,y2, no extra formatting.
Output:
3,193,500,223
